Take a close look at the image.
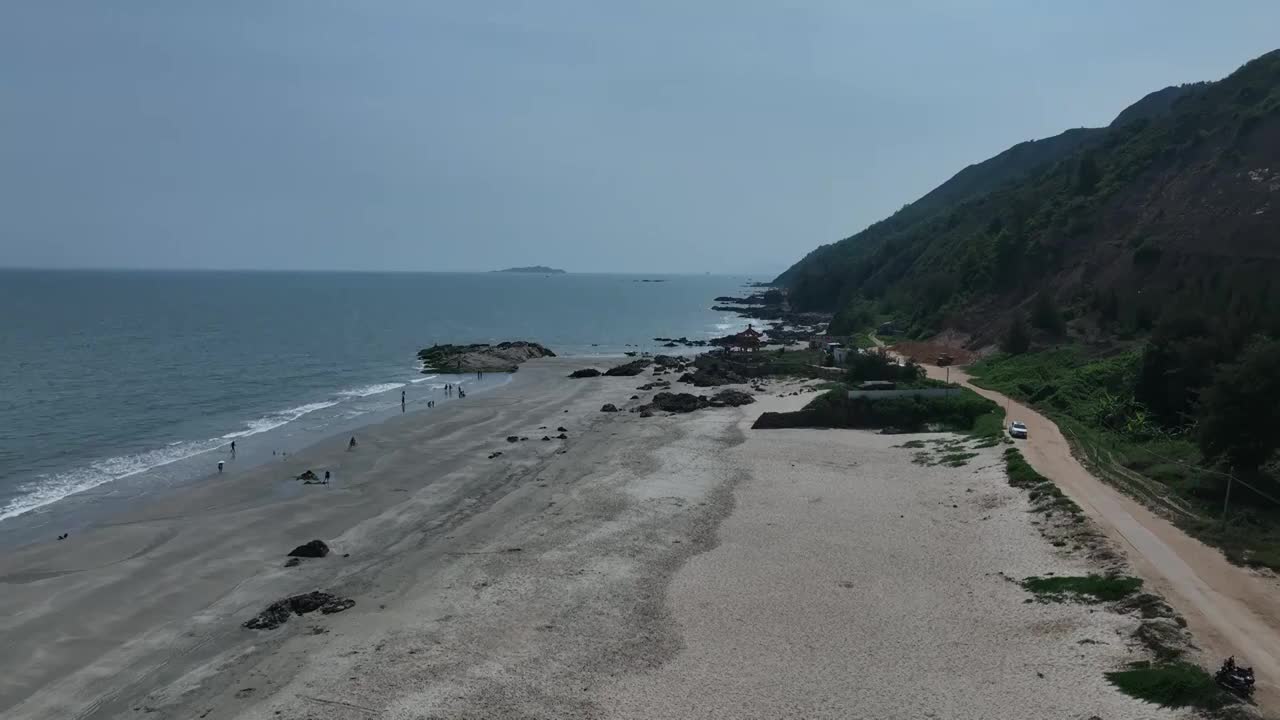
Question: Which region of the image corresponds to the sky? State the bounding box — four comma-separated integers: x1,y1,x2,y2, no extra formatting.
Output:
0,2,1277,275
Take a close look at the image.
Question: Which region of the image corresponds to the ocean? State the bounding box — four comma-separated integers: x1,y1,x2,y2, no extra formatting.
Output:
0,270,754,543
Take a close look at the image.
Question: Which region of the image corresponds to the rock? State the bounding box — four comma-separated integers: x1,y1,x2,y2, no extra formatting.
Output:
556,433,568,440
663,342,679,348
639,408,654,418
601,404,619,413
243,591,356,630
709,389,754,407
488,451,503,459
296,470,319,482
284,557,301,568
506,435,520,443
630,395,640,400
653,355,683,367
417,341,555,374
287,540,330,558
520,437,529,441
649,392,709,413
569,368,601,378
542,436,551,441
556,426,567,432
604,359,652,377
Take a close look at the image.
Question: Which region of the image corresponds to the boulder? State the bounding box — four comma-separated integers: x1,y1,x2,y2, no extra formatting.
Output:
630,395,640,400
296,470,319,482
569,368,601,379
639,408,654,418
604,359,652,377
650,392,709,414
556,433,568,439
709,389,755,407
243,591,356,630
556,426,567,432
287,540,330,558
506,435,520,443
601,404,619,413
418,341,555,374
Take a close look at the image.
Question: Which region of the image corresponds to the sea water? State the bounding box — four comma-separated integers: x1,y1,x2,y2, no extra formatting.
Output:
0,270,755,542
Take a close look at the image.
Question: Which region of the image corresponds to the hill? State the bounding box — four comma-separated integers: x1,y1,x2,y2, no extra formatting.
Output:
777,50,1280,349
493,266,566,274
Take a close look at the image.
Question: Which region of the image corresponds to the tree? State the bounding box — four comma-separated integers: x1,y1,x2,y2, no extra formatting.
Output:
1002,314,1031,355
1030,292,1066,335
1198,336,1280,472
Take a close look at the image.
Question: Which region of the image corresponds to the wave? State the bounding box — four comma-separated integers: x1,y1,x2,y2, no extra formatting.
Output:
0,436,224,521
337,382,406,398
410,374,438,384
221,401,339,439
0,398,347,522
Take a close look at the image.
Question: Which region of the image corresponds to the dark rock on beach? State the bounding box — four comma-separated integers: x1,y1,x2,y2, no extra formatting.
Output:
569,368,601,378
601,403,618,413
709,389,755,407
649,392,709,414
604,359,652,377
507,435,520,443
287,540,330,558
244,591,355,630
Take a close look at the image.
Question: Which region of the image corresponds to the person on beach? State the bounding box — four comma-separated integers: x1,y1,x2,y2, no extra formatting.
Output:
230,441,236,458
348,436,357,451
324,470,330,485
401,390,406,413
217,460,224,473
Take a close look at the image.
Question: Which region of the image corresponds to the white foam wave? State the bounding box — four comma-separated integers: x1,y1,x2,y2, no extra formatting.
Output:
337,382,406,398
0,437,224,521
410,374,438,384
1,398,346,522
221,401,339,439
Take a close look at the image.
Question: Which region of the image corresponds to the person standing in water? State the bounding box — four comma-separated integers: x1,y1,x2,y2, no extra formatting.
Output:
401,389,406,413
230,440,236,458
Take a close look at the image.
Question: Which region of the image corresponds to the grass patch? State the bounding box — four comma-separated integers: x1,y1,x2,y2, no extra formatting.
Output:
1003,448,1086,522
1020,574,1143,603
753,388,999,433
1105,661,1232,710
942,451,979,467
897,439,927,449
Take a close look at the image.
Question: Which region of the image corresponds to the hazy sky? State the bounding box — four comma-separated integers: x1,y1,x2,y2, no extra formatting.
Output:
1,2,1276,274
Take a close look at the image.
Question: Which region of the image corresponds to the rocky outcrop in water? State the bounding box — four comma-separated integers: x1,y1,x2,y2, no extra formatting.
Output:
418,341,555,374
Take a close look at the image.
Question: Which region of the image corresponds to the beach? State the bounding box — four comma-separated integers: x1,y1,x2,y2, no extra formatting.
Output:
2,358,1182,719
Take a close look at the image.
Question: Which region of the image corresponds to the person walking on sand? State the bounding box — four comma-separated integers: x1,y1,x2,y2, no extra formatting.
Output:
230,440,236,458
348,436,357,451
217,460,224,473
324,470,330,485
401,389,406,413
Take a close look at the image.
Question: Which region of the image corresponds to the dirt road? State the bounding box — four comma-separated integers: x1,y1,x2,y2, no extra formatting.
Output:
925,364,1280,711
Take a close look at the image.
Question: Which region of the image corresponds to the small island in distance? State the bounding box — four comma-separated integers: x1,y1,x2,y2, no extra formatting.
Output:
492,266,566,274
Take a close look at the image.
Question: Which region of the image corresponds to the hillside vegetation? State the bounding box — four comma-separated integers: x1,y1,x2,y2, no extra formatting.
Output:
776,50,1280,566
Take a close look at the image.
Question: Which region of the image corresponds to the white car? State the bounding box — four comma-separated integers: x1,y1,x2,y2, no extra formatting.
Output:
1009,421,1028,439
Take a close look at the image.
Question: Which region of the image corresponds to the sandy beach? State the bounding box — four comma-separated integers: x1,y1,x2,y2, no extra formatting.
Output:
1,359,1185,719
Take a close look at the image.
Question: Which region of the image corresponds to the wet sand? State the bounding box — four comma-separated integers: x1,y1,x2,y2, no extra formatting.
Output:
1,363,1182,719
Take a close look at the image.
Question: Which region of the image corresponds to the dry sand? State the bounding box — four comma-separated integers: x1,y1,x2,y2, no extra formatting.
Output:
0,362,1186,719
